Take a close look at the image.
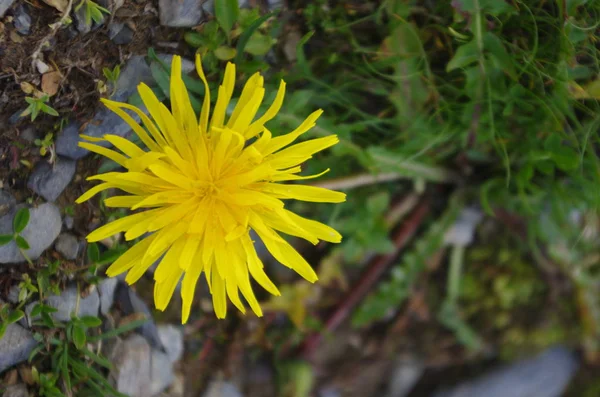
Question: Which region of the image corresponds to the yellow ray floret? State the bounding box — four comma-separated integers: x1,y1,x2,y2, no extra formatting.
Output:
78,55,345,323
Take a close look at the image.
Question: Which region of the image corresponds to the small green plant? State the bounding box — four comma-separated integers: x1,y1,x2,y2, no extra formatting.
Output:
75,0,110,28
0,303,25,338
102,64,121,97
0,207,32,258
34,132,56,160
21,95,59,121
29,315,148,397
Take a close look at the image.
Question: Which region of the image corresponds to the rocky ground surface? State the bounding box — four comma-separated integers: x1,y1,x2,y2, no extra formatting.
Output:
0,0,587,396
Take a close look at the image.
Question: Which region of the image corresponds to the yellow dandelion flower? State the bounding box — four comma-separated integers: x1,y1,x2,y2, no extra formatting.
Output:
77,55,346,323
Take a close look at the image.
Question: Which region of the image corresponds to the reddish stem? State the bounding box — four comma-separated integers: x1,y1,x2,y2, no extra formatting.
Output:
301,199,431,359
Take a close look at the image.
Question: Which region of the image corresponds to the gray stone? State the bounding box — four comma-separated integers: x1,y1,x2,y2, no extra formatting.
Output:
110,334,152,397
159,0,203,27
19,126,38,143
0,190,16,217
150,349,174,395
25,285,99,325
27,157,76,202
56,56,153,160
13,4,31,35
2,384,29,397
444,207,483,247
157,324,183,363
0,0,16,18
55,233,79,260
203,381,243,397
0,322,37,373
63,215,74,230
0,203,62,264
108,22,133,45
98,277,118,315
115,282,164,350
433,346,579,397
386,356,424,397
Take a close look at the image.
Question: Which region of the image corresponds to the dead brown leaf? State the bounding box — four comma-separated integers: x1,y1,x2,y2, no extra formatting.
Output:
41,71,62,96
40,0,68,13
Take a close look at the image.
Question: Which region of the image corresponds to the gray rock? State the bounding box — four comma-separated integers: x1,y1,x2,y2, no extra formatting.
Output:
13,4,31,35
0,203,62,264
159,0,203,27
27,157,76,202
0,0,16,18
0,190,16,217
444,207,483,247
157,324,183,363
433,346,579,397
115,282,164,350
2,384,29,397
203,381,243,397
267,0,283,10
110,334,152,397
25,285,99,325
55,56,153,160
150,349,174,395
19,126,38,142
0,322,37,373
7,285,20,303
55,233,79,260
386,356,424,397
98,277,118,315
63,215,74,230
108,22,133,45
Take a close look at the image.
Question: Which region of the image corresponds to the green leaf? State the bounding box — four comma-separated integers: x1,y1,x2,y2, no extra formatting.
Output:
13,207,30,233
0,234,13,246
6,309,24,324
483,33,515,78
215,46,237,60
296,31,315,76
235,11,276,63
15,235,30,250
79,316,102,328
73,325,86,349
447,40,479,72
244,32,274,56
551,146,580,171
87,243,100,264
31,304,43,317
184,32,207,48
0,323,6,339
215,0,239,35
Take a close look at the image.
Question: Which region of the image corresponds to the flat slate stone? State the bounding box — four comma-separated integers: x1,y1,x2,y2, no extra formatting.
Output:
0,322,37,373
27,157,76,202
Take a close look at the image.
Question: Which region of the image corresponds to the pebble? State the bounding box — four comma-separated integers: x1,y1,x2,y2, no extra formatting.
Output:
13,4,30,35
433,346,579,397
63,215,74,230
157,324,184,363
27,157,76,202
158,53,195,74
0,189,16,217
25,285,100,325
55,56,154,160
1,384,29,397
444,207,483,247
0,203,62,264
19,126,38,143
150,349,174,395
114,282,164,350
386,356,424,397
107,22,133,45
0,321,37,373
110,334,152,397
203,380,244,397
0,0,16,18
54,233,79,260
98,277,118,315
158,0,204,27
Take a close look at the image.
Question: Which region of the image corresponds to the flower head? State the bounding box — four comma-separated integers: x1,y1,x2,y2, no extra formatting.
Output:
77,55,345,323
